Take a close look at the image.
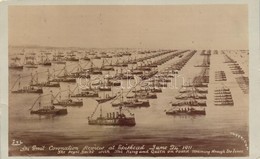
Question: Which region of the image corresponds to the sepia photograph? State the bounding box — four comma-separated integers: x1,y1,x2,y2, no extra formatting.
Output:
6,4,249,157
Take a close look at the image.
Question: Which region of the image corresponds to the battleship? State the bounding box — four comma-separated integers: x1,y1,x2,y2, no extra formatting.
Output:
66,52,79,61
38,53,52,66
30,94,68,115
24,55,38,68
127,89,157,99
53,88,83,106
96,94,117,103
112,99,150,108
52,53,66,64
166,107,206,115
9,56,23,70
30,70,60,87
11,75,43,94
71,90,99,98
88,106,136,126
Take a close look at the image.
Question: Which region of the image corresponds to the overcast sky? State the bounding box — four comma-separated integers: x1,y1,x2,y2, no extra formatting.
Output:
9,5,248,49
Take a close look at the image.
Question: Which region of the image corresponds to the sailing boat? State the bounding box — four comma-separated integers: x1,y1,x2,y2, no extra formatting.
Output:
53,87,83,106
52,52,66,64
100,59,114,71
96,92,117,104
30,70,60,87
84,62,102,75
11,75,43,94
38,53,52,66
30,93,68,115
70,84,98,98
65,52,79,61
112,91,150,108
88,105,136,126
24,54,38,68
81,52,91,61
127,88,157,99
50,66,76,83
9,55,23,70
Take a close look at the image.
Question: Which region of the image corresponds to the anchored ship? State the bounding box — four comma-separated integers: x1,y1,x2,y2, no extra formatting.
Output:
9,55,23,70
11,75,43,94
30,70,60,87
88,105,136,126
30,93,67,115
53,87,83,106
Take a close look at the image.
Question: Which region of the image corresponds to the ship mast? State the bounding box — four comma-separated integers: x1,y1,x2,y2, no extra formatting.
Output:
47,69,50,83
38,94,41,109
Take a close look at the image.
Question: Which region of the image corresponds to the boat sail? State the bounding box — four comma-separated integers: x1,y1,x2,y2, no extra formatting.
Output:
9,54,23,70
52,52,66,64
88,104,135,126
30,92,67,115
96,92,117,104
53,87,83,106
24,54,38,68
11,75,43,94
112,90,150,108
38,53,52,66
30,70,60,87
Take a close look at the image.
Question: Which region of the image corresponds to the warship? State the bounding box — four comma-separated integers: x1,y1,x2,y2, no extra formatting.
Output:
30,94,68,115
24,55,38,68
11,75,43,94
9,55,23,70
96,93,117,103
52,53,66,64
30,70,60,87
38,53,52,66
166,107,206,115
66,52,79,61
53,87,83,106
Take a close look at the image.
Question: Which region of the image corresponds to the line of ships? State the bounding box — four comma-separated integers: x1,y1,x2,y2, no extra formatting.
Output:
10,49,243,126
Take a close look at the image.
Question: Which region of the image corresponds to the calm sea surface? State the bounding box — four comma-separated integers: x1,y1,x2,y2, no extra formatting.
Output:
8,48,249,156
